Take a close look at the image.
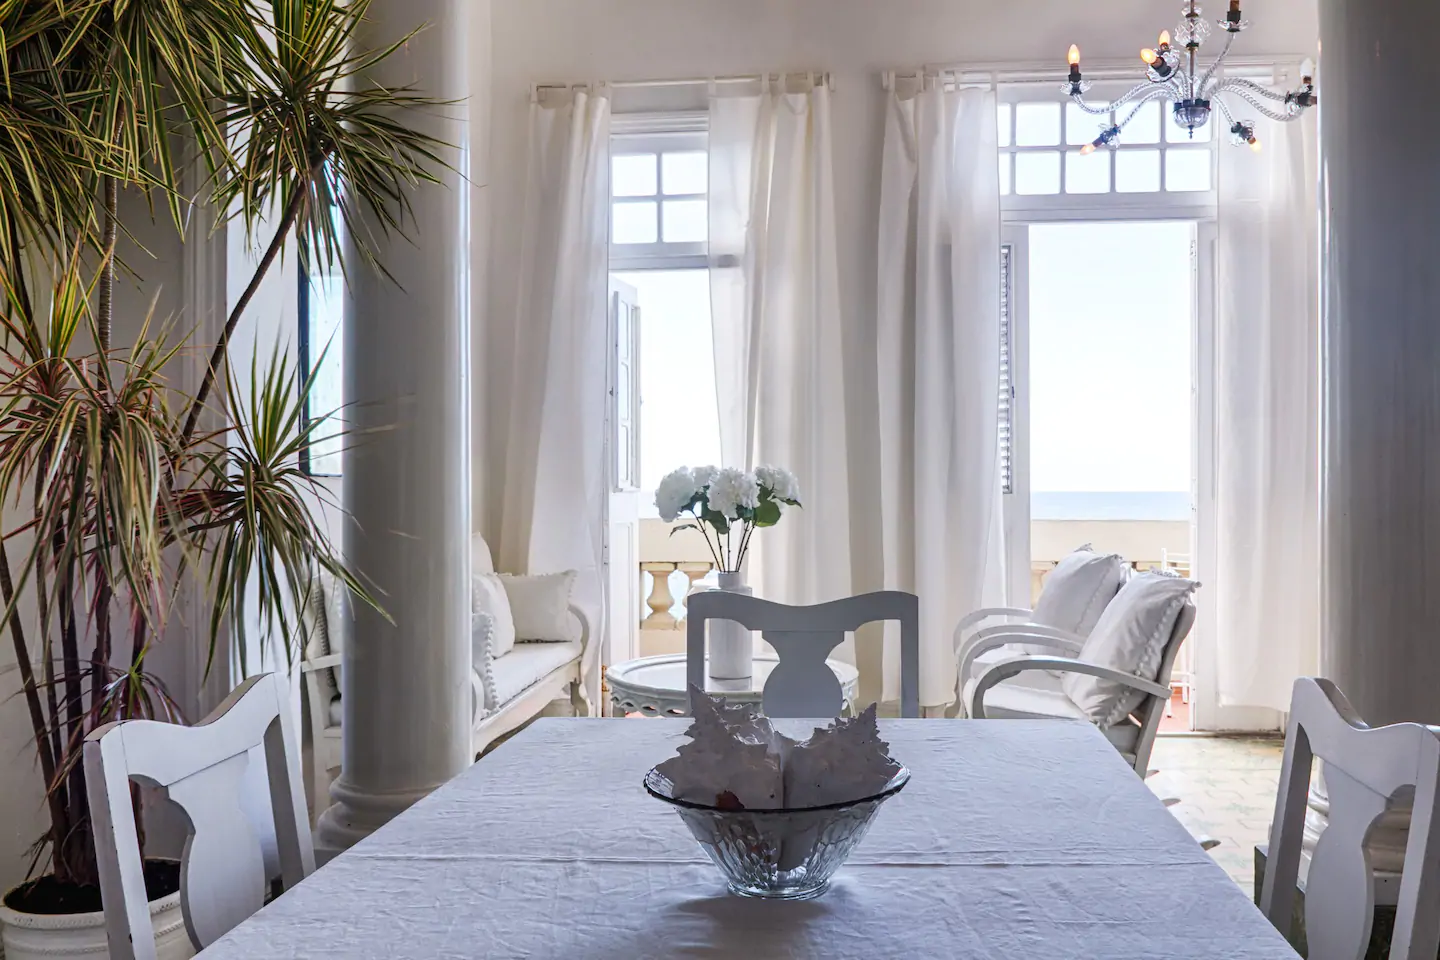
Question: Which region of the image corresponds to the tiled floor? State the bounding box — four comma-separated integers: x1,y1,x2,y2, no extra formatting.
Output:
1146,734,1285,895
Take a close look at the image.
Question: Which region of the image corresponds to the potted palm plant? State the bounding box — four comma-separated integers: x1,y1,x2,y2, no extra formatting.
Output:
0,2,446,957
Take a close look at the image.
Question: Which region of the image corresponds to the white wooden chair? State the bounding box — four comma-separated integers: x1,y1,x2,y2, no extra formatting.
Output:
1260,677,1440,960
686,591,920,718
961,599,1195,776
85,673,314,960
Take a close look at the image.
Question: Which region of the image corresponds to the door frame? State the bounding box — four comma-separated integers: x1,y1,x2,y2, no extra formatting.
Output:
1002,213,1274,732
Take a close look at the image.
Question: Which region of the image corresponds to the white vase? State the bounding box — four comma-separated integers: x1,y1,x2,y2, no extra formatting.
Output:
708,571,754,681
0,882,194,960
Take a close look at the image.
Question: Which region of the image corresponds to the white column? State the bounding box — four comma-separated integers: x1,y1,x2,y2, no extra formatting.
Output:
1311,0,1440,875
315,0,473,859
1319,0,1440,728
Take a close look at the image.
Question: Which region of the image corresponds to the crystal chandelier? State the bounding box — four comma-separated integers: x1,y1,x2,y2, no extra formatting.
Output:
1064,1,1316,154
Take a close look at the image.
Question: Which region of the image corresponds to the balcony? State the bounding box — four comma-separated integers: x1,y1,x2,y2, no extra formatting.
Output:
635,515,1191,656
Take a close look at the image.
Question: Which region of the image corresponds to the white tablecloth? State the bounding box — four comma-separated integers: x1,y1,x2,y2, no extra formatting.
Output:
202,720,1298,959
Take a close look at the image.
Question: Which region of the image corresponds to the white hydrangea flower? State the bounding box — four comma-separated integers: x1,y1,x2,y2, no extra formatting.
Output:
655,467,699,522
691,464,720,489
706,468,760,521
755,465,801,504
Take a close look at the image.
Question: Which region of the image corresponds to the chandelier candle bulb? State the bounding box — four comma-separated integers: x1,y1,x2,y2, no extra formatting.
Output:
1141,48,1158,65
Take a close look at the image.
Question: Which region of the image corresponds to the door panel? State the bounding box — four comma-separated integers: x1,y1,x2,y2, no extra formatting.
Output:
605,279,642,667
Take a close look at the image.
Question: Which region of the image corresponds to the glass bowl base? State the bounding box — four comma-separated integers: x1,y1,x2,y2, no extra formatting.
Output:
727,880,830,901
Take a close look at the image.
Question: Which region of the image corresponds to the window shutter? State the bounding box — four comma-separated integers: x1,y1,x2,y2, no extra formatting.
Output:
999,244,1015,496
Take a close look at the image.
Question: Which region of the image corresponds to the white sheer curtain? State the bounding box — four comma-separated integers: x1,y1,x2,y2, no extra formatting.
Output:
496,87,612,625
1213,70,1320,710
708,80,852,606
876,79,1006,708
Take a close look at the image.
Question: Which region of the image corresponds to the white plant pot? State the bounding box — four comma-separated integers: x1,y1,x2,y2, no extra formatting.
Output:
708,572,754,681
0,883,194,960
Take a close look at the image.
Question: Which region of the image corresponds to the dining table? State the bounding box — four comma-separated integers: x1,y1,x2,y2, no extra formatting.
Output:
201,718,1299,959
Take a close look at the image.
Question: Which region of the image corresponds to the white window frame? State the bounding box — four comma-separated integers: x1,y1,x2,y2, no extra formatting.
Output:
610,112,709,272
999,80,1219,222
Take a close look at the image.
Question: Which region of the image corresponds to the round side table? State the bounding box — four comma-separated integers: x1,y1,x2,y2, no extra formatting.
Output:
606,654,860,718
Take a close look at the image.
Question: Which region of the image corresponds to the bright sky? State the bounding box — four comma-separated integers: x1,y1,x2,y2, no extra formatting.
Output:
617,220,1194,506
612,269,723,495
1028,221,1194,494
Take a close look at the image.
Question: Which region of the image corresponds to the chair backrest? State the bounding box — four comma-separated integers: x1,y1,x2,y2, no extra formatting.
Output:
1260,678,1440,960
85,672,315,960
1124,598,1196,775
686,591,920,718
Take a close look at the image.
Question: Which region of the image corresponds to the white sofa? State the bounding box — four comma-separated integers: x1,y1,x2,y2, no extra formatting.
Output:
300,535,601,813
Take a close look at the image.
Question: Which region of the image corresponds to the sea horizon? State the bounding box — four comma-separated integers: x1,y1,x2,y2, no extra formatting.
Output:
1031,490,1191,522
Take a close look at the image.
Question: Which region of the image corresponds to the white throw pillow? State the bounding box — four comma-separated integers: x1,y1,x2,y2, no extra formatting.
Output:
501,571,577,642
472,533,496,576
1029,545,1128,652
1062,571,1199,727
473,573,517,659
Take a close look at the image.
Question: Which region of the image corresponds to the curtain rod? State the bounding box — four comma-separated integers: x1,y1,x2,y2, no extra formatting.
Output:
882,54,1310,89
532,71,834,99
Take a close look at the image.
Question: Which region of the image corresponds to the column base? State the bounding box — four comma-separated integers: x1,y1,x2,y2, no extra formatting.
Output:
313,774,449,864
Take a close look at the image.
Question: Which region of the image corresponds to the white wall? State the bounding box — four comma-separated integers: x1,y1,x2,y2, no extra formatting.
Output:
479,0,1318,538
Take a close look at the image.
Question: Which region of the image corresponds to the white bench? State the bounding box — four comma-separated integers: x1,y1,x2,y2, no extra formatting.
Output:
300,535,600,815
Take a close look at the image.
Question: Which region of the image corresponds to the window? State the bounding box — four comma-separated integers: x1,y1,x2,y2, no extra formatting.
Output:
609,117,722,507
298,207,344,477
610,125,709,271
998,81,1217,216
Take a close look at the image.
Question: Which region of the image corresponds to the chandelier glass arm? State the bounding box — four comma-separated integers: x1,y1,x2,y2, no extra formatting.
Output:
1193,30,1236,98
1216,80,1302,122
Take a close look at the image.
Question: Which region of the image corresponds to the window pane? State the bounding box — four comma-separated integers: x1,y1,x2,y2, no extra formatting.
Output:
1015,102,1061,146
612,201,657,244
1166,106,1213,143
1066,104,1107,146
1120,100,1161,144
613,154,657,197
304,274,344,476
999,154,1012,196
1115,149,1161,193
662,151,707,195
997,104,1013,148
1015,152,1061,195
662,199,707,243
1166,148,1212,192
1065,150,1111,194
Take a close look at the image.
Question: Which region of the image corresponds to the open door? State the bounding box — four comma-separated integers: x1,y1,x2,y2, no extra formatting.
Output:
604,278,643,671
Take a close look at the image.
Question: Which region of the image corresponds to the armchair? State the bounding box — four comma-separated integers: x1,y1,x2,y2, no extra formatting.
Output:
963,589,1196,777
953,545,1128,706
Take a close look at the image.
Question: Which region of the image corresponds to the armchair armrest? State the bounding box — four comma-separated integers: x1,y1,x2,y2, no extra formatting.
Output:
301,654,342,673
967,656,1171,720
953,606,1035,639
956,629,1085,690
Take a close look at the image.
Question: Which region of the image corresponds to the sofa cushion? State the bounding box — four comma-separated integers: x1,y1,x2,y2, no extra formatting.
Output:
1063,571,1199,727
501,571,577,642
1030,545,1128,647
472,533,496,576
962,678,1139,753
490,640,583,706
473,573,517,658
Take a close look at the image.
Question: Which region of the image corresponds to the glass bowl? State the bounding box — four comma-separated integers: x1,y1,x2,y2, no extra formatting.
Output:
644,766,911,900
